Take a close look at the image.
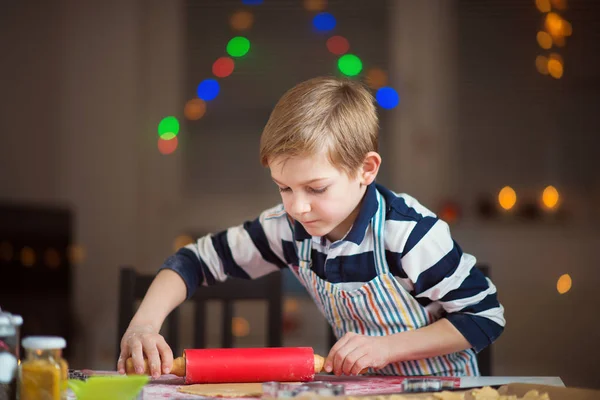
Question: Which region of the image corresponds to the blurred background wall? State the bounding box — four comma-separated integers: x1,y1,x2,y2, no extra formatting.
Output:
1,0,599,389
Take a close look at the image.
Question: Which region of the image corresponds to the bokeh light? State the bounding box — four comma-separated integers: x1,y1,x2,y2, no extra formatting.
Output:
438,202,460,225
338,54,362,76
173,234,194,252
365,68,388,89
68,244,86,264
545,12,567,39
212,57,235,78
326,36,349,55
536,55,549,75
227,36,250,57
548,58,563,79
542,185,560,210
242,0,262,4
535,0,551,13
284,298,300,313
44,248,61,269
197,79,220,101
550,0,567,10
557,274,572,294
21,247,35,267
498,186,517,211
158,136,178,155
184,99,207,121
312,12,336,32
536,31,552,49
376,87,399,109
232,317,250,337
230,10,254,31
158,116,180,139
304,0,327,12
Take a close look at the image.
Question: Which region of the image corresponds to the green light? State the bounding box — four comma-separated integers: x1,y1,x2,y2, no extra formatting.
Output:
158,116,179,139
338,54,363,76
227,37,250,57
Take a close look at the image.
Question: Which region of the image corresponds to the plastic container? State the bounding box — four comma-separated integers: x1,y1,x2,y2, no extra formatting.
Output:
0,308,23,400
19,336,68,400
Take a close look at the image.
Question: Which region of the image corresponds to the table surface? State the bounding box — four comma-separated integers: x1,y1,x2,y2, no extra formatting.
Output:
67,372,565,399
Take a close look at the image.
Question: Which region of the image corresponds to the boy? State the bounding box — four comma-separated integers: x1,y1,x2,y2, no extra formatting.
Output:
118,77,505,379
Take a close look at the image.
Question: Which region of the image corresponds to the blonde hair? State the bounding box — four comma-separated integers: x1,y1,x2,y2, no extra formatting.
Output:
259,76,378,177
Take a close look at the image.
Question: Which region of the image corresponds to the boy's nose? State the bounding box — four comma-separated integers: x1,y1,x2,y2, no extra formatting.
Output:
291,197,311,215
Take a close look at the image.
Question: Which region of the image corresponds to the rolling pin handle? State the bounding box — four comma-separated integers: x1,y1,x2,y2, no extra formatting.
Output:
125,355,186,377
313,354,368,375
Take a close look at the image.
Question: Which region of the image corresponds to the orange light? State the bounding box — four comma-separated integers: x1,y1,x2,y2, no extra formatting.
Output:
536,55,549,75
284,298,299,313
545,13,565,38
230,11,254,31
557,274,572,294
173,235,194,252
536,31,552,49
231,317,250,337
68,244,87,264
44,248,61,269
303,0,327,12
550,0,567,10
542,186,560,210
548,59,563,79
21,247,36,267
184,99,206,121
498,186,517,211
365,68,388,90
438,202,460,224
535,0,551,12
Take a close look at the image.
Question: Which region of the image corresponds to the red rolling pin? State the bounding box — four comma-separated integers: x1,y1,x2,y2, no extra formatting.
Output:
126,347,326,384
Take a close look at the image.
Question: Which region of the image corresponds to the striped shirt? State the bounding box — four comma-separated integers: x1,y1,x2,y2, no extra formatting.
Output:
161,183,505,352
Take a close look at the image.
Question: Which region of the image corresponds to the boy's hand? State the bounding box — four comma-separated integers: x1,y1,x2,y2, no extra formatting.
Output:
324,332,391,376
117,323,173,379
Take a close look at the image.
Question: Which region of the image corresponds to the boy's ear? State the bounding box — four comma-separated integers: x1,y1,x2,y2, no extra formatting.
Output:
360,151,381,185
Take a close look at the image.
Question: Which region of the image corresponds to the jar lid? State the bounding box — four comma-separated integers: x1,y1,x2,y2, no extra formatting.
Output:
0,310,23,335
22,336,66,350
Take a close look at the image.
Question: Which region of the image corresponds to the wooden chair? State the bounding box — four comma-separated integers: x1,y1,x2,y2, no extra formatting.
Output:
117,266,283,358
326,264,494,376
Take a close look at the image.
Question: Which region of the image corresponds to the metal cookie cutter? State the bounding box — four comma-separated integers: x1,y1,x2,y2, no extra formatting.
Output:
401,378,457,393
262,381,345,398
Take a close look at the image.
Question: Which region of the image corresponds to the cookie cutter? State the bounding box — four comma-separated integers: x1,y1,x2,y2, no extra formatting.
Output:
262,381,345,398
401,378,457,392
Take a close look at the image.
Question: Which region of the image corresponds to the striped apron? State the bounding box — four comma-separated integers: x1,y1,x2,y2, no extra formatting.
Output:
290,189,479,376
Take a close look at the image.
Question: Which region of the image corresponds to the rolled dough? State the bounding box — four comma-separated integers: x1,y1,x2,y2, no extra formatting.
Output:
177,383,264,398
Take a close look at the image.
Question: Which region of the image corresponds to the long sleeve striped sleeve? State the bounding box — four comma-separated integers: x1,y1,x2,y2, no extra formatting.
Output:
398,216,505,352
159,205,291,299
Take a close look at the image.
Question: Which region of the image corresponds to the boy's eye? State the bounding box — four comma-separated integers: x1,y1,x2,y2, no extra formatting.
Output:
309,186,328,194
278,187,291,193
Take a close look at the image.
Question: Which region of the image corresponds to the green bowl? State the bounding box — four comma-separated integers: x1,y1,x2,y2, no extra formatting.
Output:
68,375,149,400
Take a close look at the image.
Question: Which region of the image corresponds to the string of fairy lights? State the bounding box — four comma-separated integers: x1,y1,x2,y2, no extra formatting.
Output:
534,0,572,78
156,0,400,156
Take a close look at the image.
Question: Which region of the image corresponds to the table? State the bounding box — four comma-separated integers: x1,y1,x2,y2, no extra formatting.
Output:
67,372,565,399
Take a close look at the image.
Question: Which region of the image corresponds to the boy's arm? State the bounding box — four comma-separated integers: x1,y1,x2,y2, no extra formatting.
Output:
129,269,187,330
325,216,504,375
159,204,291,299
397,216,505,353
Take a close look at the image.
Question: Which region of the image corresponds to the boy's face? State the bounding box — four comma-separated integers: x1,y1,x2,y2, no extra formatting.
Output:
270,152,367,242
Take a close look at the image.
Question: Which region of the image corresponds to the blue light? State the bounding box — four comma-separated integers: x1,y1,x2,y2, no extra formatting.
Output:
197,79,220,101
242,0,263,4
312,12,336,32
376,87,399,109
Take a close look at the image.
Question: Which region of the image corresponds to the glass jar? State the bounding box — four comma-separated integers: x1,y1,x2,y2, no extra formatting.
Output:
0,308,23,400
19,336,68,400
